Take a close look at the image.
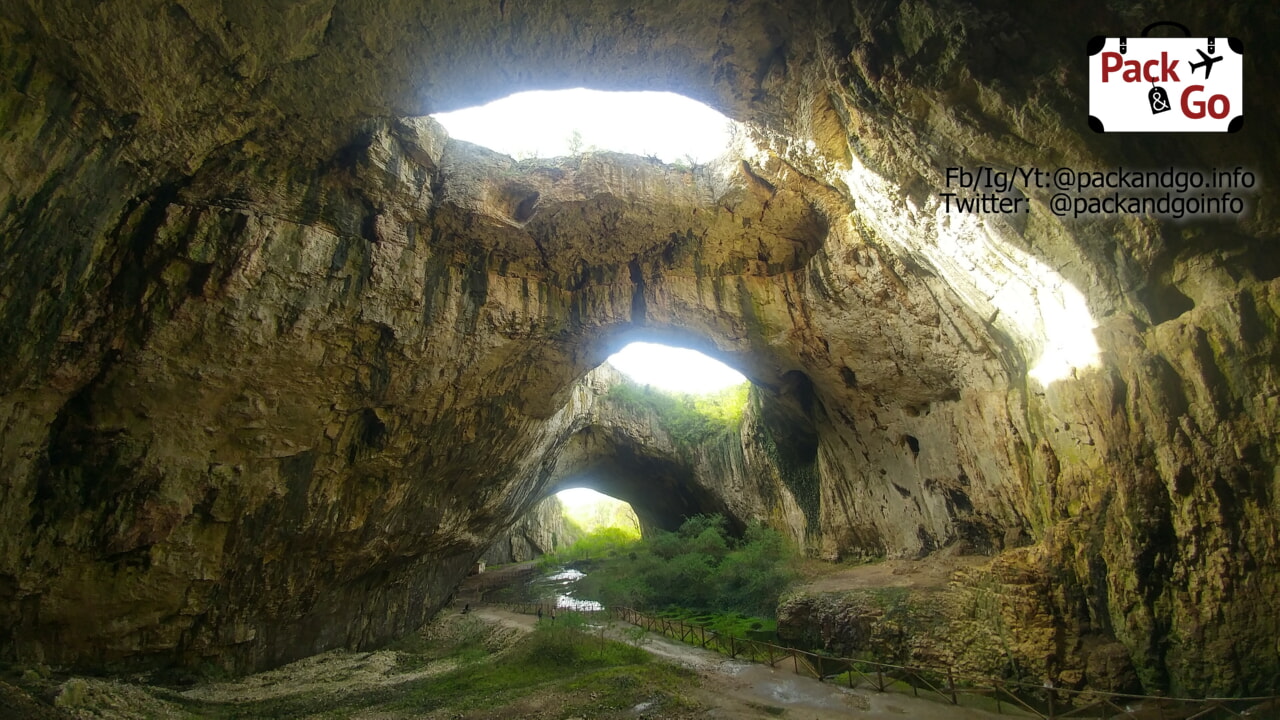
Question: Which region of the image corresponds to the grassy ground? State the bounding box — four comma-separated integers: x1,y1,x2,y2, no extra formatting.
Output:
653,607,779,640
2,611,702,719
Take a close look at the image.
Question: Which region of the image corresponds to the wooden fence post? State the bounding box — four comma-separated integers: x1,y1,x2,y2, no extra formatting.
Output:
948,667,957,705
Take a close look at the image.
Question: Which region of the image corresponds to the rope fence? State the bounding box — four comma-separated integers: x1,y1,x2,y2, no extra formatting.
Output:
493,601,1280,719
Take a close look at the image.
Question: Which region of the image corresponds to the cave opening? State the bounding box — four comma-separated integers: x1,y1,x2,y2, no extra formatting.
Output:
555,486,642,537
605,340,747,394
524,335,771,547
429,88,739,163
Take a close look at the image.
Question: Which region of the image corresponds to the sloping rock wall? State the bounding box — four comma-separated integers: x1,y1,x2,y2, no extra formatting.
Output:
481,497,575,566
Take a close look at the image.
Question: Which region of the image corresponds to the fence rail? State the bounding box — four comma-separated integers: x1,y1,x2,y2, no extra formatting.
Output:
493,601,1279,720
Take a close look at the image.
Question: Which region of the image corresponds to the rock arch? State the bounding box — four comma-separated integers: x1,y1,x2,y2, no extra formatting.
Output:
1,0,1277,696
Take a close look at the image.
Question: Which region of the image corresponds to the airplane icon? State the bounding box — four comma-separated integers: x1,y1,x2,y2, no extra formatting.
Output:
1189,49,1223,78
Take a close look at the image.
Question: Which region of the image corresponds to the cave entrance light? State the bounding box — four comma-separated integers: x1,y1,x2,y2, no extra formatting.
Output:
607,341,746,394
837,157,1101,386
430,88,738,163
556,487,641,536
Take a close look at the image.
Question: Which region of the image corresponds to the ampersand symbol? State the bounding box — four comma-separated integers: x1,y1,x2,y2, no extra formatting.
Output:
1148,86,1172,115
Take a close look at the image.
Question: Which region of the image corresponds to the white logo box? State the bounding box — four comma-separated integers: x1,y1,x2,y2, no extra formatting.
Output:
1088,33,1243,133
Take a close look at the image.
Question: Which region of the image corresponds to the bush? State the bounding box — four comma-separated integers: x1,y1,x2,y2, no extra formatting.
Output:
528,613,648,667
578,515,797,618
540,526,640,569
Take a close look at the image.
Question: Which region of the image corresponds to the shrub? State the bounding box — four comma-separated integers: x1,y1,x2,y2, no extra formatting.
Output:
578,515,797,618
541,526,640,568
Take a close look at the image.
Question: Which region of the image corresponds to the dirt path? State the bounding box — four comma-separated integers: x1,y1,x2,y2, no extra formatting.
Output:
474,606,1003,720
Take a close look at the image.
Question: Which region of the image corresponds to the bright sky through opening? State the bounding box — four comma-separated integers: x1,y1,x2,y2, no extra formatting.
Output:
431,89,735,163
607,342,746,394
555,488,641,535
556,487,614,511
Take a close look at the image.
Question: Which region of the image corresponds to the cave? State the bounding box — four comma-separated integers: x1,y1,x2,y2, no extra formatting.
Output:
1,0,1277,700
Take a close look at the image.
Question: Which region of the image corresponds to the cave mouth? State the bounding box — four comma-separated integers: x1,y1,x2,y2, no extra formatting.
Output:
429,88,738,163
605,341,747,394
555,487,642,537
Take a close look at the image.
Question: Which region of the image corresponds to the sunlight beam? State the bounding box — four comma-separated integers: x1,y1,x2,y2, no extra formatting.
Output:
838,157,1101,386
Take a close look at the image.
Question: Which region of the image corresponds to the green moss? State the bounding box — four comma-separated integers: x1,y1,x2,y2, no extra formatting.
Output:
754,397,821,526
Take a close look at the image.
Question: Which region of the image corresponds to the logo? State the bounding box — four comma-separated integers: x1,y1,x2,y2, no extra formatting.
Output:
1088,21,1243,133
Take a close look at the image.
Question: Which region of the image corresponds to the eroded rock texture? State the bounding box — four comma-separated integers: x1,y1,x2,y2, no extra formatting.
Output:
1,0,1276,695
482,496,574,566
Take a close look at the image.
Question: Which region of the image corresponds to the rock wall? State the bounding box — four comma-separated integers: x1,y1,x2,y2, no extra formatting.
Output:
0,0,1277,695
777,548,1141,693
481,496,575,566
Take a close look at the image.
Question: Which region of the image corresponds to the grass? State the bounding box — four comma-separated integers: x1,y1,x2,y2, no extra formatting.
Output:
654,607,778,639
142,615,697,719
387,613,493,671
389,619,690,715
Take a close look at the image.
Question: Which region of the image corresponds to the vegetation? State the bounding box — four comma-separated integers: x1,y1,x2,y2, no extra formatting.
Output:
606,382,750,445
389,615,654,714
540,525,640,568
561,493,641,535
654,607,778,640
576,515,797,618
137,613,695,719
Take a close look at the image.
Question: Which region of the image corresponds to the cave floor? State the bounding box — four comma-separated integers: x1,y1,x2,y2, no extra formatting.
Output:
798,546,993,594
7,605,1005,719
475,606,1005,719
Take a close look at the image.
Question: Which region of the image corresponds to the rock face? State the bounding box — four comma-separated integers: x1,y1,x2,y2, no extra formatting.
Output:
481,496,575,566
0,0,1277,696
777,548,1142,693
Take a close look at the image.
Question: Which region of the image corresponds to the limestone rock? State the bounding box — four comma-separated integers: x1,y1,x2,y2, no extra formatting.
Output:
482,496,577,565
0,0,1276,697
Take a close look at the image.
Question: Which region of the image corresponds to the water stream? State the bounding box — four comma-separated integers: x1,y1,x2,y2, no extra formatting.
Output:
492,566,604,611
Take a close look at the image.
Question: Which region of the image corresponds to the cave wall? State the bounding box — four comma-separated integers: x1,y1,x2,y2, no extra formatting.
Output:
481,496,576,566
1,0,1277,695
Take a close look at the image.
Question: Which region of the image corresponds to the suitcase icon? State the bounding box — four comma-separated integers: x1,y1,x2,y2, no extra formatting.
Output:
1088,21,1242,133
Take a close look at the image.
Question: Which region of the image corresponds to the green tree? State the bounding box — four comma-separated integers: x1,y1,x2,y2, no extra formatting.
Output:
579,515,797,618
